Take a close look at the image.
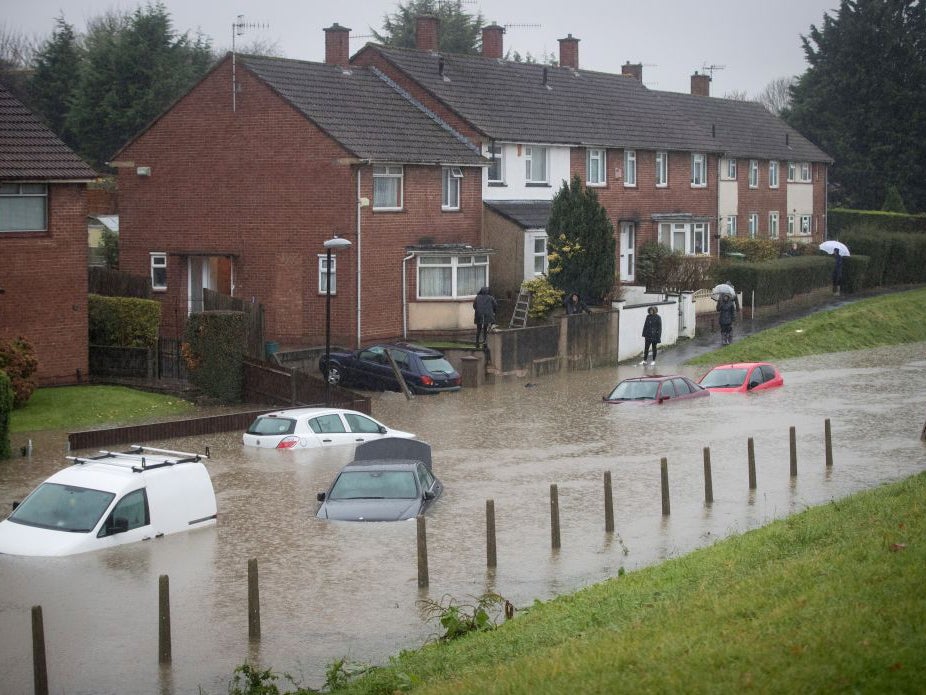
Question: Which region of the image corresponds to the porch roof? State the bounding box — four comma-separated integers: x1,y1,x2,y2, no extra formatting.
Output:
484,200,552,230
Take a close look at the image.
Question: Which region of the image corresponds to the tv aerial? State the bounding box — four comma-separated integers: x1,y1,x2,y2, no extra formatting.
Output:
232,15,270,112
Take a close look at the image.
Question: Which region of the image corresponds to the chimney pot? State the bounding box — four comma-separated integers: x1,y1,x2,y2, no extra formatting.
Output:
621,62,643,82
558,33,580,70
324,23,351,67
482,22,505,59
416,15,439,51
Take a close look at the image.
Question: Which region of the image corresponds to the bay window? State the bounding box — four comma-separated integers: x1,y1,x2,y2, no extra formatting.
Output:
418,254,488,298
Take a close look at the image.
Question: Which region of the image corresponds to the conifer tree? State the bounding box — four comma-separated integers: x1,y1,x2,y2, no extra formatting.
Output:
29,17,81,147
373,0,484,54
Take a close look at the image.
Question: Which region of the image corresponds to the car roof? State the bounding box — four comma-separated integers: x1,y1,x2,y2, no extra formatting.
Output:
342,459,423,471
620,374,688,382
368,342,444,356
256,407,366,419
709,362,773,369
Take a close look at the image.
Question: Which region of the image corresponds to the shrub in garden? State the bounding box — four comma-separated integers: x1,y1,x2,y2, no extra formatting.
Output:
0,371,13,459
521,276,564,319
183,311,246,402
0,336,38,408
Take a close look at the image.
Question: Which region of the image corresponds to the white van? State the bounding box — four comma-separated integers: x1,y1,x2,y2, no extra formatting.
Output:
0,446,217,557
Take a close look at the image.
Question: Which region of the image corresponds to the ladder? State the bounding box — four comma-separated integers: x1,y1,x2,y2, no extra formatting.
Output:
509,289,531,328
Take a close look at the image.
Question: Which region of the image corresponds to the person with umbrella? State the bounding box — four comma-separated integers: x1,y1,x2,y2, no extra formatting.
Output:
717,293,737,346
832,247,844,295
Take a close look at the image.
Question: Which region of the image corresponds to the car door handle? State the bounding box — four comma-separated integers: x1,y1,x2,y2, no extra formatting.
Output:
321,438,332,443
355,437,364,442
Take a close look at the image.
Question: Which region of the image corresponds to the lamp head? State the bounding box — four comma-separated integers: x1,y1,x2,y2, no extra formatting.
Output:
323,236,352,250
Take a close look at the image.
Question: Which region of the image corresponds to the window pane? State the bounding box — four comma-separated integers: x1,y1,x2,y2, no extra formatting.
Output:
457,264,485,296
419,266,452,297
373,177,398,208
0,195,47,231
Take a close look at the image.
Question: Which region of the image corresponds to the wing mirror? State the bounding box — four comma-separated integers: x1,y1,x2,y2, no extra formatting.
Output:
423,490,435,500
316,492,326,502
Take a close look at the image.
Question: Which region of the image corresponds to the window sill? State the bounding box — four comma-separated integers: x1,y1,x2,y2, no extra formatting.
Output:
487,182,507,187
441,207,461,212
623,184,637,189
372,207,405,212
587,181,607,188
525,182,551,187
152,287,168,293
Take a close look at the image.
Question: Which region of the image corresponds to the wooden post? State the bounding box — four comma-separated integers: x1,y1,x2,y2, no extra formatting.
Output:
703,447,713,503
660,458,670,516
32,606,48,695
416,515,429,587
790,426,798,477
747,437,757,489
824,418,833,467
158,575,171,664
248,558,261,640
550,484,561,549
603,471,614,533
486,499,497,568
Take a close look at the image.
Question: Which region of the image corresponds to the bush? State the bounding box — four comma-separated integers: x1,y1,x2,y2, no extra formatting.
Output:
840,225,926,286
183,311,246,402
88,294,160,347
829,208,926,235
521,276,564,319
719,237,782,262
0,337,38,408
638,243,714,292
0,371,12,459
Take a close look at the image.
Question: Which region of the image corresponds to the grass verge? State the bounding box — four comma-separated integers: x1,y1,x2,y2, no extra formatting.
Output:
686,286,926,365
338,473,926,694
9,385,196,433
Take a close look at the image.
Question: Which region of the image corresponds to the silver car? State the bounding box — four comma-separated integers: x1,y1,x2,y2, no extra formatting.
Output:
242,407,414,450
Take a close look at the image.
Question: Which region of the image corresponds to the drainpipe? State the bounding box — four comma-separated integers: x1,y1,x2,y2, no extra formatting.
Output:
355,163,371,348
402,251,415,339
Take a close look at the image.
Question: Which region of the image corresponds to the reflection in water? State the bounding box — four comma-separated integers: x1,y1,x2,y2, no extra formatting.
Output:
1,343,925,692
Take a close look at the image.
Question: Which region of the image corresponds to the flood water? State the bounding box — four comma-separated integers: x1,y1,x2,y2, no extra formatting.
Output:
2,343,925,694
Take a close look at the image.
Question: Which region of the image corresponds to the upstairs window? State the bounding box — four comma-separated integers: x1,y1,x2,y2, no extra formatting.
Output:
691,154,707,187
769,160,779,188
787,161,812,183
487,143,504,184
442,167,462,210
0,183,47,232
655,152,668,187
722,158,737,180
624,150,637,187
150,253,167,291
373,165,403,209
524,146,548,184
749,160,759,188
587,148,606,186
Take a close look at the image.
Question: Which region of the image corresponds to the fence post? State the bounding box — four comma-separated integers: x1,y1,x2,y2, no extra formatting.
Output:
660,458,670,516
416,515,429,587
158,575,171,664
824,418,833,467
486,500,497,568
603,471,614,533
703,447,713,504
32,606,48,695
248,558,261,640
790,426,798,477
747,437,757,489
550,484,561,549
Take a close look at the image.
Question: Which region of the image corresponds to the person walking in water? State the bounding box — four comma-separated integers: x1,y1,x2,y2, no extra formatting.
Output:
640,306,662,366
473,286,498,349
717,293,736,346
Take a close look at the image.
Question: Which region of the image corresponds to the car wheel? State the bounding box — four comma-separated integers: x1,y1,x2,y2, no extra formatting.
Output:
327,365,343,385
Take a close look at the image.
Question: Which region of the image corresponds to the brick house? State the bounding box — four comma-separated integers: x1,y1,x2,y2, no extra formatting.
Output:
0,82,97,385
352,18,831,300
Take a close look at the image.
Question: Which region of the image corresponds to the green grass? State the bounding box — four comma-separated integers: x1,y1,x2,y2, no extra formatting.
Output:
9,385,196,433
686,286,926,365
337,473,926,694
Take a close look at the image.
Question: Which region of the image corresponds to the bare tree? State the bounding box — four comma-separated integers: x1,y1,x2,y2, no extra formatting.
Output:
757,76,794,115
722,89,752,101
0,23,38,68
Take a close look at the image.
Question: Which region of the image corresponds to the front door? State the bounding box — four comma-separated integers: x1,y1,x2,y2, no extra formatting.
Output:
619,222,635,282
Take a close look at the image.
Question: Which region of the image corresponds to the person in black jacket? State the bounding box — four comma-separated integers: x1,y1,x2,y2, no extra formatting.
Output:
640,306,662,365
717,294,737,345
564,292,591,315
473,286,498,348
832,248,844,295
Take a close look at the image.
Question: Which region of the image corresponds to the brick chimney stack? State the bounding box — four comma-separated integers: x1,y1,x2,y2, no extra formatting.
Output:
416,15,439,51
324,23,350,67
482,22,505,59
558,34,579,69
622,62,643,82
691,71,711,96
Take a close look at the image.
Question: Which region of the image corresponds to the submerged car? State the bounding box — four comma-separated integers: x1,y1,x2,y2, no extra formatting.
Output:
603,375,709,404
0,446,216,557
698,362,784,393
243,407,414,450
315,438,442,521
319,342,461,394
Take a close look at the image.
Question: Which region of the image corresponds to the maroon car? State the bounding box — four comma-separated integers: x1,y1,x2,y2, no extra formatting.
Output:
603,375,709,404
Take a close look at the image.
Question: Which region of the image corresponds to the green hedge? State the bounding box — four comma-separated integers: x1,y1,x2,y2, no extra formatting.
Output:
829,208,926,235
715,255,870,303
0,371,12,460
838,228,926,287
183,312,246,403
88,294,160,348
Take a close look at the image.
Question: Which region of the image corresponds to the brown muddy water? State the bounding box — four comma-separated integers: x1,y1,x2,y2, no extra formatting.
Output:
2,343,925,694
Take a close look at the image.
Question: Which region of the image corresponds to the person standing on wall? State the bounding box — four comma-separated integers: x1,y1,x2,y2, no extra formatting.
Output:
640,306,662,366
473,286,498,349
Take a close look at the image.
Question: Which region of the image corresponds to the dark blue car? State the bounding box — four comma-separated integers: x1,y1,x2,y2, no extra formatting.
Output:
319,342,461,395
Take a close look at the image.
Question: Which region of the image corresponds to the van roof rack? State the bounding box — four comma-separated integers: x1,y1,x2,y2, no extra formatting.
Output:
66,445,208,472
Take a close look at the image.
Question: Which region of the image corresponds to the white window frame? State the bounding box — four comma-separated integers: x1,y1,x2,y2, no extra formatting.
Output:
788,214,795,235
769,211,779,238
318,254,338,294
527,232,548,277
587,148,606,186
691,153,707,187
417,254,489,299
800,214,812,235
624,150,637,187
749,160,759,188
725,215,737,236
442,166,462,210
524,146,548,184
487,143,504,184
372,165,403,210
800,162,811,182
0,182,48,232
722,158,737,180
787,161,796,182
658,222,710,255
769,160,779,188
150,253,167,292
655,151,668,187
748,213,759,238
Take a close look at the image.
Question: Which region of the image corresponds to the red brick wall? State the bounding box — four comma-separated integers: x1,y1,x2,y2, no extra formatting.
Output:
117,57,482,348
0,183,89,385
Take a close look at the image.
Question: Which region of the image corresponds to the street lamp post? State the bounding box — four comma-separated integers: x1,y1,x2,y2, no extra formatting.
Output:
323,236,352,406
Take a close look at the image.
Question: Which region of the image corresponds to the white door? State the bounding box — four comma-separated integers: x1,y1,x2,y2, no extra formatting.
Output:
619,222,635,282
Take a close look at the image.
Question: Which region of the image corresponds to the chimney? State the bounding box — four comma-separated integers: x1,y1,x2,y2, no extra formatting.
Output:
558,33,579,70
324,23,351,67
482,22,505,59
691,71,711,96
622,62,643,82
416,15,439,51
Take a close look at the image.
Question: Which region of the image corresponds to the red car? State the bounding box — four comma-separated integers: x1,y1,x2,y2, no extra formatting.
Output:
698,362,784,393
603,375,709,404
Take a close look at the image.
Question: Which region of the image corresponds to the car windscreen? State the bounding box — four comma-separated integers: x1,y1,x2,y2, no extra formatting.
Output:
420,355,455,375
9,482,115,533
606,380,658,400
328,470,419,500
247,416,296,435
700,368,747,388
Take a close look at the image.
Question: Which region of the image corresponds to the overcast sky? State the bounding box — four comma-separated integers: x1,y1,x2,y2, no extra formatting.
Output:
5,0,840,96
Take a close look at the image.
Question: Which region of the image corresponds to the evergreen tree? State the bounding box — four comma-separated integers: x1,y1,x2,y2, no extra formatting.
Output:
29,17,81,147
786,0,926,213
546,175,616,303
373,0,484,55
